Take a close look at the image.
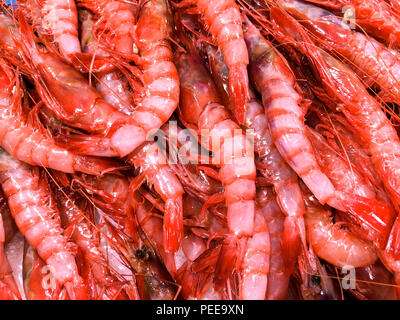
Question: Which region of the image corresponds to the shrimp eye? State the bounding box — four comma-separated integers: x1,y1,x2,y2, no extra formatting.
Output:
311,275,321,286
135,248,146,259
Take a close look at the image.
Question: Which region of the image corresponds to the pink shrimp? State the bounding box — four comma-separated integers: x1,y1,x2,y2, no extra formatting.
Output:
38,0,81,59
77,0,136,57
301,0,400,47
239,208,270,300
23,245,65,300
0,203,21,299
176,0,250,124
79,8,136,115
279,0,400,104
132,0,180,139
0,149,88,300
268,8,398,245
0,57,116,175
201,37,305,272
301,183,378,268
127,141,184,253
257,188,291,300
175,52,256,291
54,186,128,299
15,13,146,158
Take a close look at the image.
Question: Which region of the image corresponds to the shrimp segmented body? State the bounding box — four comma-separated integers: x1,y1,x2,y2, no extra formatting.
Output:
77,0,136,57
16,14,147,158
0,149,88,299
176,0,250,123
133,0,180,138
257,188,290,300
175,52,256,291
0,202,21,300
40,0,81,59
127,141,184,253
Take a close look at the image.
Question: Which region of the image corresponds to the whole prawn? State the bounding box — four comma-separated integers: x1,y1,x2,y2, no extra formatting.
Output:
15,13,146,158
0,149,88,299
301,0,400,47
0,58,115,175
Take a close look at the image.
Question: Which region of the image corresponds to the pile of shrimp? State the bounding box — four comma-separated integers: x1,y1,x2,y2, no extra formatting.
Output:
0,0,400,300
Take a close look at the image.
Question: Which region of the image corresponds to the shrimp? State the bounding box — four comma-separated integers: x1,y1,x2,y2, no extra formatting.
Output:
175,0,250,124
301,0,400,47
127,141,185,253
279,0,400,104
133,0,180,139
307,127,394,245
269,7,398,245
16,13,146,158
77,0,136,57
79,8,135,115
0,58,115,175
301,184,378,268
0,202,21,299
239,208,270,300
53,186,128,299
23,245,65,300
0,149,88,299
257,188,291,300
203,37,305,273
38,0,81,59
175,52,256,291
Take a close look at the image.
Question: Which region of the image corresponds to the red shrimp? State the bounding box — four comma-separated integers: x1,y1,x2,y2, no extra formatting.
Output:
202,38,305,273
133,0,180,139
127,141,184,253
0,149,88,299
0,204,21,299
39,0,81,59
175,52,256,290
301,0,400,47
239,208,270,300
257,188,291,300
77,0,136,57
243,15,338,206
279,0,400,104
15,13,146,158
175,0,250,123
79,8,136,115
54,186,128,299
269,7,398,246
0,58,116,175
301,184,378,268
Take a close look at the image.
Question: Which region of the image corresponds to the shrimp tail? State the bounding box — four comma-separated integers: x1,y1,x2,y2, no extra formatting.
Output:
163,197,184,253
229,65,249,124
